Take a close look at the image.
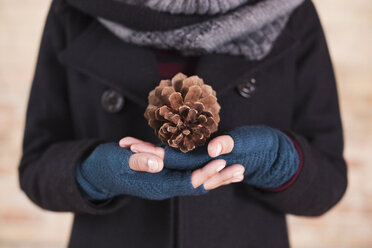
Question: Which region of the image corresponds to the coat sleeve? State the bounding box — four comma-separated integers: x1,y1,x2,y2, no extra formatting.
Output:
236,0,348,216
18,1,131,215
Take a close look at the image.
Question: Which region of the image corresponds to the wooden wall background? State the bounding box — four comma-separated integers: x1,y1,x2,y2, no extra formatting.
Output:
0,0,371,247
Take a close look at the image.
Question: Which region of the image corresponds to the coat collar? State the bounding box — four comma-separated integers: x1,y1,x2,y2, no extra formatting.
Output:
58,19,299,109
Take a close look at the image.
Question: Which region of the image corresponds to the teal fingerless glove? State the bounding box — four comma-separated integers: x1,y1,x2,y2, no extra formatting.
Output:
76,143,207,201
162,125,300,188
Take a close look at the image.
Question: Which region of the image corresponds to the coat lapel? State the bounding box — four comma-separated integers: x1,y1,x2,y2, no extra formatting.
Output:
195,27,300,97
58,19,299,108
58,20,161,108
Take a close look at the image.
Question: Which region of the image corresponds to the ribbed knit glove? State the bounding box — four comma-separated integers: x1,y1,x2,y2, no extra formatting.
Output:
162,125,300,188
75,143,206,201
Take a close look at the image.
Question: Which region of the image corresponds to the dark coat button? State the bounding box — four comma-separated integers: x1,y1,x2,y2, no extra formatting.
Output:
237,77,257,98
101,89,125,113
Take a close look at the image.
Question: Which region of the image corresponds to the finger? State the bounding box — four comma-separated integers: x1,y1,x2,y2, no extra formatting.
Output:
205,164,245,190
203,164,244,190
119,137,152,148
210,164,245,189
191,159,226,189
119,137,145,148
213,167,245,188
130,143,165,160
208,135,234,158
128,152,164,173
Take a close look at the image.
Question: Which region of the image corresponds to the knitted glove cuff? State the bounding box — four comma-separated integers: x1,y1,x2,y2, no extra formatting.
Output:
76,143,133,200
226,125,279,174
227,125,299,188
75,163,112,200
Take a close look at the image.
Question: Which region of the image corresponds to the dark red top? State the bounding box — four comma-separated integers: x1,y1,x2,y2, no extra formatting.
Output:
153,48,199,78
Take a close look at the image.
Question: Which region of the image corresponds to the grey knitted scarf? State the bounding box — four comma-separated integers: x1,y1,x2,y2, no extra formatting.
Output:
99,0,304,60
117,0,255,15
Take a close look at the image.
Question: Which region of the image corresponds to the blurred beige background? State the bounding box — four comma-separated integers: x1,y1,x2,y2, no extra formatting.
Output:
0,0,371,247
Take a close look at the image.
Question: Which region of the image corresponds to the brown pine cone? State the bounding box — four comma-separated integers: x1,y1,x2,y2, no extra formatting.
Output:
144,73,221,153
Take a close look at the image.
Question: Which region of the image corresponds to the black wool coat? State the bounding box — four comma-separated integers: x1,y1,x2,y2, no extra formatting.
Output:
19,0,348,247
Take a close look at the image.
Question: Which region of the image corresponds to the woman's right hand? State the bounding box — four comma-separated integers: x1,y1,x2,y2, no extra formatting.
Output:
120,137,245,191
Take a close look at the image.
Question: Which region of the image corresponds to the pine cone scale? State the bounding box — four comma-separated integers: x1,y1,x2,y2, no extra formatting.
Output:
169,92,184,110
185,109,197,123
184,86,202,103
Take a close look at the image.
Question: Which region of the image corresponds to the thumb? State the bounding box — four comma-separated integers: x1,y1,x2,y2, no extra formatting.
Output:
128,152,164,173
207,135,234,157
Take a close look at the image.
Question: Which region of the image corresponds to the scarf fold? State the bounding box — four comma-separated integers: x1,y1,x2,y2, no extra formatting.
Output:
98,0,304,60
71,0,304,60
116,0,256,15
66,0,220,31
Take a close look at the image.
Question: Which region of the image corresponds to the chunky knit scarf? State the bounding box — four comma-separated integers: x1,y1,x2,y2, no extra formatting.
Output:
71,0,304,60
117,0,257,15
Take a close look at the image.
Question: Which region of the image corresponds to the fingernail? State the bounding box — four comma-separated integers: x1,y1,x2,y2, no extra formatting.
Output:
131,145,139,153
216,163,226,172
233,171,244,178
214,143,222,157
148,158,159,172
232,175,244,183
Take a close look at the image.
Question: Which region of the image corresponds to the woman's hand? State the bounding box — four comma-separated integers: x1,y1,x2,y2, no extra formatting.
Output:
119,136,244,191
